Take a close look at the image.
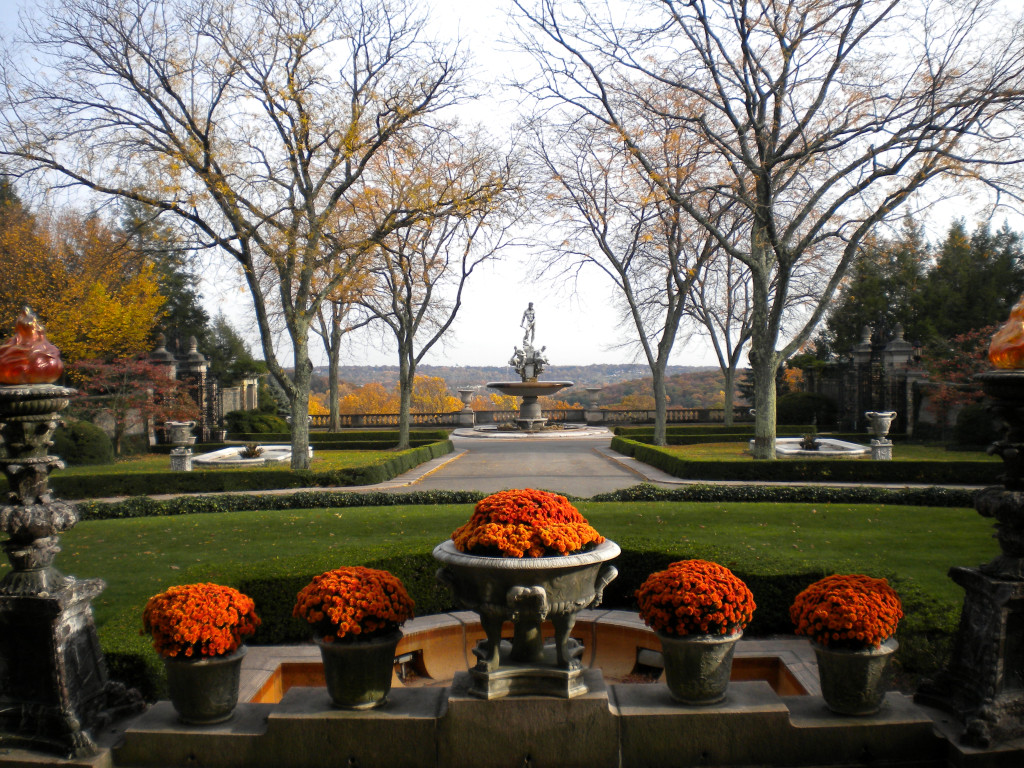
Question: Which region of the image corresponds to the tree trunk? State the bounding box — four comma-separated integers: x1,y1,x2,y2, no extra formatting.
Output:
397,350,414,451
749,350,778,459
289,336,313,470
651,364,668,446
328,308,342,433
722,367,736,427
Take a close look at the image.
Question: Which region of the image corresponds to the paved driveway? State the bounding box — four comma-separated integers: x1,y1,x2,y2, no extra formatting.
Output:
406,433,647,497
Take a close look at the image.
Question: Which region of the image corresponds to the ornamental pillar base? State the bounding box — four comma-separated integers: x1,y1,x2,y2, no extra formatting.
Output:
915,566,1024,747
0,577,144,757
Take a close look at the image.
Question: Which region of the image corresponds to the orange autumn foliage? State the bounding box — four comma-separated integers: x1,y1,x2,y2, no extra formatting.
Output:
141,583,260,659
790,574,903,649
636,560,755,637
451,488,604,558
293,567,415,643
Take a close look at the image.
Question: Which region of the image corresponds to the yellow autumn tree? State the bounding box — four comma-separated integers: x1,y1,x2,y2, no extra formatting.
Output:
0,202,164,363
410,375,462,413
337,383,399,415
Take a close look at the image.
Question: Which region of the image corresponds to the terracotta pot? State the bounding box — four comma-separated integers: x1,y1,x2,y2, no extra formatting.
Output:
813,637,898,715
658,630,741,705
164,646,246,725
316,631,401,710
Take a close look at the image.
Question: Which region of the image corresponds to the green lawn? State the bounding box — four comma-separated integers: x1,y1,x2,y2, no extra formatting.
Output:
59,450,396,475
664,441,996,462
30,499,990,656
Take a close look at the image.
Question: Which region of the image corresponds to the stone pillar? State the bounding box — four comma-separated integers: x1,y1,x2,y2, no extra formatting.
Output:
0,312,142,757
585,387,603,425
916,370,1024,746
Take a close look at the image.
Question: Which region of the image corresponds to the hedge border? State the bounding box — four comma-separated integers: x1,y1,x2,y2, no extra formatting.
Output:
610,437,1000,487
53,440,454,499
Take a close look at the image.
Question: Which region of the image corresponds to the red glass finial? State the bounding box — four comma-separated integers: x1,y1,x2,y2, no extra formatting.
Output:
0,308,64,385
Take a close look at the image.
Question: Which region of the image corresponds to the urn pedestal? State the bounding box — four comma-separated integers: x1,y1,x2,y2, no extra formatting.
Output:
915,370,1024,746
0,383,143,757
434,540,619,699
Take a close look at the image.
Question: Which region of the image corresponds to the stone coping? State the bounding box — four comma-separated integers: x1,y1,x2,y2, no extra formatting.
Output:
238,609,821,705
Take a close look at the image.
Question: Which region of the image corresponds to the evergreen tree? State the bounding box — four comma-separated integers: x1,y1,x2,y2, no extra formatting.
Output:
919,221,1024,343
816,218,929,357
206,313,266,386
119,200,210,351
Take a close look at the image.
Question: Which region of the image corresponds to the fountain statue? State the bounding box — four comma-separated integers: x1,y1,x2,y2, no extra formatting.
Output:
486,303,572,431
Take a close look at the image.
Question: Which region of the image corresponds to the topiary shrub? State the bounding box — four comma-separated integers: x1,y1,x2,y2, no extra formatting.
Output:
51,420,114,465
777,391,838,426
224,409,289,434
953,401,999,448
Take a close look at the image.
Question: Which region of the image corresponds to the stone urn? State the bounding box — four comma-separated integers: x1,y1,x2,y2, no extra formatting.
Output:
316,632,402,710
164,646,247,725
865,411,897,440
433,539,619,698
814,638,898,716
164,420,196,448
658,631,742,705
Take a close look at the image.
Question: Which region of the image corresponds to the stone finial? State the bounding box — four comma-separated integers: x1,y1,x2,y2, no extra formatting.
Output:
0,307,63,385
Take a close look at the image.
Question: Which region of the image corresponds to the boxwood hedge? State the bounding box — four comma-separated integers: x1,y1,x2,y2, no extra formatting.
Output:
611,437,1000,486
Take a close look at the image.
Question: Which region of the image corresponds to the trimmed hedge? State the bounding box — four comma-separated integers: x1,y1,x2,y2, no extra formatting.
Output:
615,424,815,437
52,421,114,465
611,437,1001,486
108,543,954,698
226,429,450,450
50,440,453,499
78,488,485,521
590,482,976,508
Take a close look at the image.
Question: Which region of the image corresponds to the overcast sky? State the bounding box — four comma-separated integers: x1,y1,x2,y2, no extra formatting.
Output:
2,0,1021,371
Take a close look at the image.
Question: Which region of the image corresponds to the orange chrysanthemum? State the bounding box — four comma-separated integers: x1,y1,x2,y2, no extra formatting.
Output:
293,566,415,643
141,583,260,659
451,488,604,558
790,574,903,649
636,560,756,637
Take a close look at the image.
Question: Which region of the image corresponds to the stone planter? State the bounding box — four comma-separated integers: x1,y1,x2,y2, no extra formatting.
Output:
164,646,247,724
433,539,619,698
658,630,742,705
814,637,898,715
316,632,401,710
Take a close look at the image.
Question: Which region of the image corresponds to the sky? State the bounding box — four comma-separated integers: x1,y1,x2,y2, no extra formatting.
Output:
2,0,1021,372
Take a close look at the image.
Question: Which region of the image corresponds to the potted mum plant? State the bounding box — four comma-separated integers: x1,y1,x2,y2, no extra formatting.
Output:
790,574,904,715
141,583,261,724
293,566,415,710
635,560,756,705
433,489,619,694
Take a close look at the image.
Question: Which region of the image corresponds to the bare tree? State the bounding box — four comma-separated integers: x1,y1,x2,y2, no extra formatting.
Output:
513,0,1024,456
357,127,523,449
0,0,503,468
527,115,721,444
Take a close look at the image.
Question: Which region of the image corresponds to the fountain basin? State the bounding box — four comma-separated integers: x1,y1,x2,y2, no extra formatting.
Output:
761,438,870,458
193,445,313,468
486,381,574,432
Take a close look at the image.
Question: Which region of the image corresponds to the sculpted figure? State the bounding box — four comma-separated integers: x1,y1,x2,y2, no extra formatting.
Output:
521,302,535,348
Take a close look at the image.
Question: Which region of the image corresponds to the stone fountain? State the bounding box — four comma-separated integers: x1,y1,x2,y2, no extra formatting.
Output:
0,309,141,757
486,303,572,432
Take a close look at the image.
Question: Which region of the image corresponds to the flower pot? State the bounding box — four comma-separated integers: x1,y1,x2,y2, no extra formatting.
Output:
317,631,401,710
813,637,898,715
164,646,247,724
658,630,742,705
433,539,620,672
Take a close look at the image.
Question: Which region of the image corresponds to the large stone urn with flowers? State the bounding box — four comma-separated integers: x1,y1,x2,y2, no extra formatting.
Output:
791,574,903,715
635,560,756,705
142,583,261,724
293,566,415,710
434,489,619,698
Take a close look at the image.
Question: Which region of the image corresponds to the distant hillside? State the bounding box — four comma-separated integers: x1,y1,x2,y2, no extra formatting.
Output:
575,369,751,409
310,364,744,409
